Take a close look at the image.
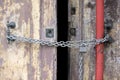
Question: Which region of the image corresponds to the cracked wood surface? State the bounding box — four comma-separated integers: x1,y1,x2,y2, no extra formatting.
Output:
0,0,57,80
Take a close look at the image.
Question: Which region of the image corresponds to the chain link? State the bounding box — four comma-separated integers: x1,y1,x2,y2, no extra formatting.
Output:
78,53,83,80
7,34,109,48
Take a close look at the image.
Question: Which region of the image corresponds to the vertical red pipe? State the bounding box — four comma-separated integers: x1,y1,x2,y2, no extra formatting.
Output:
95,0,104,80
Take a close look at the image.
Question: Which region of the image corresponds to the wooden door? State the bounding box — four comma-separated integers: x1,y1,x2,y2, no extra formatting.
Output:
0,0,57,80
68,0,120,80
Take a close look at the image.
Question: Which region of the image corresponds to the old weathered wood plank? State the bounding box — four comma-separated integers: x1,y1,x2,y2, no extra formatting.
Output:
68,0,84,80
0,0,57,80
69,0,120,80
89,0,96,79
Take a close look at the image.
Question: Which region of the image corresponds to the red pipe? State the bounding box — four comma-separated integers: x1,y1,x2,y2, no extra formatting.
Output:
95,0,104,80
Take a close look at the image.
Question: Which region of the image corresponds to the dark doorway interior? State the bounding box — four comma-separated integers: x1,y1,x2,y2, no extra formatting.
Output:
57,0,69,80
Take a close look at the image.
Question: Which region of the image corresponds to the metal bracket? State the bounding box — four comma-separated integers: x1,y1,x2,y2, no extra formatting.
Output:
69,28,76,36
46,28,54,38
71,7,76,15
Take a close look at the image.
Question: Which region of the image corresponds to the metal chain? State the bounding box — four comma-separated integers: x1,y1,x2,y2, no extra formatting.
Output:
7,34,109,48
78,53,83,80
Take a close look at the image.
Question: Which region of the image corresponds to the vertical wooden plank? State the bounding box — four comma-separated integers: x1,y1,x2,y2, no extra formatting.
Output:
83,0,92,79
39,0,57,80
69,0,95,80
0,0,57,80
89,0,96,79
68,0,84,80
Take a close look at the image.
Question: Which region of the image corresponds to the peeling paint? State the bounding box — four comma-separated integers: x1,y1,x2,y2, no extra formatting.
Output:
0,0,56,80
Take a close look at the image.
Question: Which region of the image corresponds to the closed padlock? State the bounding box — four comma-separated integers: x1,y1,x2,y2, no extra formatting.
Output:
79,45,87,53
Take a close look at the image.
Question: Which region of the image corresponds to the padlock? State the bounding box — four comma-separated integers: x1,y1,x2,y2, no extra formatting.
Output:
79,45,87,53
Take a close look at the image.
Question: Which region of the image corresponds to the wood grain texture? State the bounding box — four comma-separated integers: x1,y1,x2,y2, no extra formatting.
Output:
0,0,57,80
